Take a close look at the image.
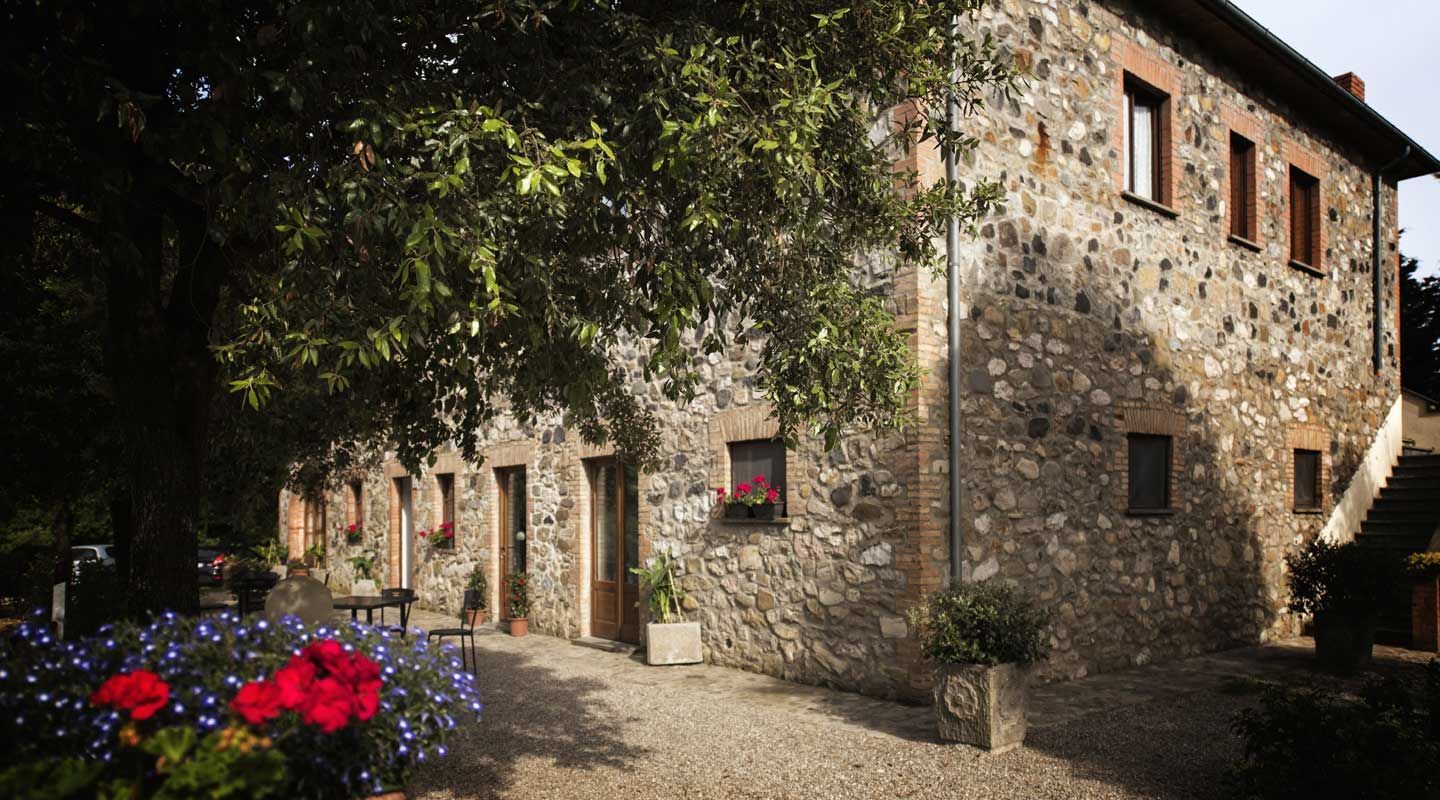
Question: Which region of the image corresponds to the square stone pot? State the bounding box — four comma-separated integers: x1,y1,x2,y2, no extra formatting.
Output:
1413,577,1439,652
645,621,702,665
351,578,378,596
1313,610,1376,674
933,662,1032,753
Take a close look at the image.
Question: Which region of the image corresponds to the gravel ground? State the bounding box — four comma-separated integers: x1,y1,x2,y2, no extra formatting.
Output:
407,626,1274,800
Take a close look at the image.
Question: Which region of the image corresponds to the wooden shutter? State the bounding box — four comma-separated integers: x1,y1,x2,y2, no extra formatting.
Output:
1127,434,1172,511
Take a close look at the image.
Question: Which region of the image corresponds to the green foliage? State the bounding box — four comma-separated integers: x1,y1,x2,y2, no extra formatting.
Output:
1408,551,1440,579
347,551,378,582
505,572,530,618
466,565,488,607
250,539,287,566
1285,539,1398,616
1401,252,1440,399
1228,669,1440,799
909,580,1051,667
630,550,687,624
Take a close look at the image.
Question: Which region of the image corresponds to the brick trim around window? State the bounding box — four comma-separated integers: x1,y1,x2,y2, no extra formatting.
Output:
707,403,806,517
1284,425,1331,513
1284,139,1328,273
1112,38,1182,210
1115,404,1186,513
1221,104,1266,247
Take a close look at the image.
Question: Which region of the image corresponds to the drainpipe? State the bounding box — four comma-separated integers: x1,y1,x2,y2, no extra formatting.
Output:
945,13,964,585
1373,146,1410,373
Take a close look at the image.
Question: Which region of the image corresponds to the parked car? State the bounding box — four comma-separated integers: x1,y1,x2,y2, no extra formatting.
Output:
71,544,116,569
197,548,228,585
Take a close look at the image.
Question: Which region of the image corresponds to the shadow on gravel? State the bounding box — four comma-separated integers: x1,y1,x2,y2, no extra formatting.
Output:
410,633,650,799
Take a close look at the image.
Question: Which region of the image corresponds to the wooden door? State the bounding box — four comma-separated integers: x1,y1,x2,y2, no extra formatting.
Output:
590,460,639,643
497,467,527,619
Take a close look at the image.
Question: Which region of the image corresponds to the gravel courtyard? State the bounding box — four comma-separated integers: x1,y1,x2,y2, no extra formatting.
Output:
404,616,1428,800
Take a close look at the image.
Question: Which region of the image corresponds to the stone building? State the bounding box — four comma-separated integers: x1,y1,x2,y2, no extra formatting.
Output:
281,0,1439,700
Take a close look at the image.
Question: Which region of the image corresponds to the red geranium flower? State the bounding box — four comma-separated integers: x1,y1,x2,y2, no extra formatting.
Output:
736,482,751,495
300,677,355,733
766,488,779,503
90,670,170,721
230,679,284,725
273,657,317,709
715,487,726,497
752,474,767,486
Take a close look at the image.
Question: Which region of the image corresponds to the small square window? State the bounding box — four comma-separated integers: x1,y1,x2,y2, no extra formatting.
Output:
1289,167,1321,268
1229,133,1257,241
1294,450,1321,511
1127,434,1172,512
1124,77,1169,203
728,439,786,513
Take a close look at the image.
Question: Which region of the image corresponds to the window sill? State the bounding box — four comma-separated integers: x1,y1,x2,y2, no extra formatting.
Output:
1292,507,1324,516
1228,234,1261,253
713,516,792,527
1121,191,1180,219
1288,259,1325,278
1126,508,1176,517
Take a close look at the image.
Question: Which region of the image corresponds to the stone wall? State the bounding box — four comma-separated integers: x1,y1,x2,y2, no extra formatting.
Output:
279,0,1409,699
948,0,1402,679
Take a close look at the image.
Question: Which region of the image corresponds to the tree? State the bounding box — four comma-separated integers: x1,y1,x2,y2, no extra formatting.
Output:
2,0,1018,614
1401,252,1440,399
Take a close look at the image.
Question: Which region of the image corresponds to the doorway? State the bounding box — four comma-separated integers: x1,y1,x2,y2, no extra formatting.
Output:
588,459,639,643
395,477,413,589
496,467,527,619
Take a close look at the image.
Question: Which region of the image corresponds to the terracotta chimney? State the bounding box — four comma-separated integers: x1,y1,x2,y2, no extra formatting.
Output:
1332,72,1365,102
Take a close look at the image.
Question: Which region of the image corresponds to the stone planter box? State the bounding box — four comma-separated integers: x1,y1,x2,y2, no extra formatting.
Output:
1414,577,1440,652
933,662,1032,753
645,621,702,665
352,578,378,596
1312,610,1376,674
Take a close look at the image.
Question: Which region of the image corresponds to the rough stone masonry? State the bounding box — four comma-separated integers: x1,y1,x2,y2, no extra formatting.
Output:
282,0,1429,701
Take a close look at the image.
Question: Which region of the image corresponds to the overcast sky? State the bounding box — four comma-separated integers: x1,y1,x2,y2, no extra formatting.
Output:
1233,1,1440,276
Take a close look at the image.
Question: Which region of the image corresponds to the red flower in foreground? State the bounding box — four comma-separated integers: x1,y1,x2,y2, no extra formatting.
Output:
301,677,356,733
90,670,170,721
230,679,284,724
273,657,318,709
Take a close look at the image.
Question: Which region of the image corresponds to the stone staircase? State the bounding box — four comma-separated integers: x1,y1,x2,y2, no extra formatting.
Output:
1354,453,1440,644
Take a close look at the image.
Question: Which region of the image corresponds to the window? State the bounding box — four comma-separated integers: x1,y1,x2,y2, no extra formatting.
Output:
1127,434,1172,512
437,473,456,549
346,481,364,528
1294,450,1321,511
1124,77,1168,203
1229,133,1257,241
1289,166,1321,268
497,467,527,578
728,439,786,513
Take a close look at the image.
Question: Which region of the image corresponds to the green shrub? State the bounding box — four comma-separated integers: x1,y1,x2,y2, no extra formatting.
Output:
909,580,1050,667
1285,539,1396,616
1228,667,1440,799
630,550,686,624
1407,552,1440,579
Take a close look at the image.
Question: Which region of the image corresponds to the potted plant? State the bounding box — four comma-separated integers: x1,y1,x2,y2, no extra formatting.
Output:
465,566,488,626
909,580,1050,752
251,539,287,578
345,522,363,546
505,572,529,636
1407,552,1440,652
303,544,325,568
714,474,783,520
348,551,379,596
631,550,702,665
285,558,310,579
1286,538,1395,673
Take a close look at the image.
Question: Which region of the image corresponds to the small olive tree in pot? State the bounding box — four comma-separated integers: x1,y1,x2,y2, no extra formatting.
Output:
910,580,1050,752
632,550,700,665
1286,539,1395,673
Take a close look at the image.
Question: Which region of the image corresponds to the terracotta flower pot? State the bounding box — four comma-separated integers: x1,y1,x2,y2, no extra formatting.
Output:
509,617,528,637
365,792,406,800
465,608,486,627
1313,609,1377,674
1413,576,1440,652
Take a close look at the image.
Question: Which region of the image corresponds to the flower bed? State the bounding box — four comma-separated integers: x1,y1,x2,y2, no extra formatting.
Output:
0,611,482,797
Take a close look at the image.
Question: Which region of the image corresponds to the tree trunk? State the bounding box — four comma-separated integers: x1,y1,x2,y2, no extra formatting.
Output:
104,195,225,618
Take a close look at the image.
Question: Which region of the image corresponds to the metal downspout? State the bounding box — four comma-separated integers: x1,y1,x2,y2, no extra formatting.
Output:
945,13,964,585
1373,146,1410,373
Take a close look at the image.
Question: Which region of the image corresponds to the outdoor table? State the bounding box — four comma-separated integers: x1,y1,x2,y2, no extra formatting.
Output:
333,594,401,625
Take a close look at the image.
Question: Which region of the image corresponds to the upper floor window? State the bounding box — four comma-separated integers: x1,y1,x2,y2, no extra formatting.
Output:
1124,77,1169,204
1289,166,1321,270
436,472,456,549
1229,133,1258,242
1127,434,1172,512
728,439,786,513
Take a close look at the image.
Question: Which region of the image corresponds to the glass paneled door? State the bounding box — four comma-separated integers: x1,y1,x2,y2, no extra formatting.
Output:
496,467,527,619
589,460,639,643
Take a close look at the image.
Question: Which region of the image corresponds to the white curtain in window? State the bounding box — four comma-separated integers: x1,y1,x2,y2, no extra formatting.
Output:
1131,100,1154,200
